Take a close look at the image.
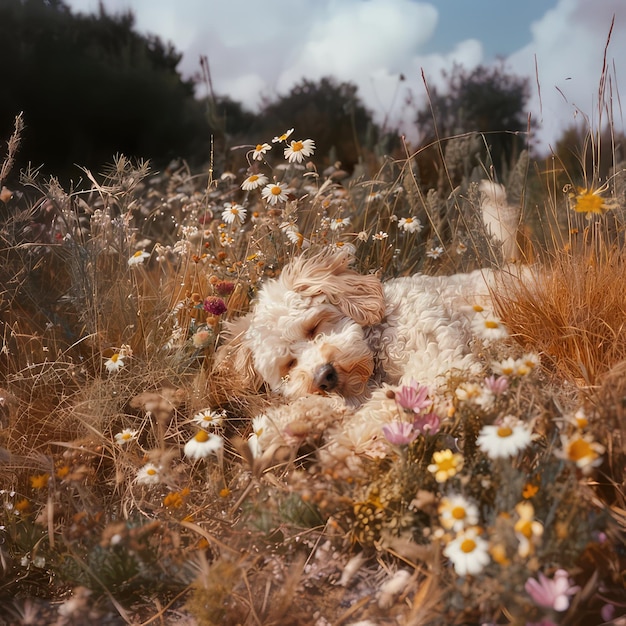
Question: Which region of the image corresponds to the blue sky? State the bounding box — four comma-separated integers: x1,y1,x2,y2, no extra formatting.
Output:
64,0,625,153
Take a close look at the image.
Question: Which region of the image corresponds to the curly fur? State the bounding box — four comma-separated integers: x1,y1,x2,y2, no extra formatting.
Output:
214,250,513,407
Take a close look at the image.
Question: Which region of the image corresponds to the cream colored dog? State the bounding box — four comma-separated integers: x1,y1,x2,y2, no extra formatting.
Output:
215,249,516,407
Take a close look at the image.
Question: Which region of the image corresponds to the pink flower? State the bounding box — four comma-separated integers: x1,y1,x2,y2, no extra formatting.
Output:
483,374,509,395
395,380,431,414
413,412,440,435
525,569,579,612
383,421,417,446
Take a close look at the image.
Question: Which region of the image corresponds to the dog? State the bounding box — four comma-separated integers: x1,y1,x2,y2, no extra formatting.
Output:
214,251,512,407
214,179,524,408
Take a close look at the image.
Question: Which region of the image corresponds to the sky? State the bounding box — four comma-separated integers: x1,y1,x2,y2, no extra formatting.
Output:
63,0,626,154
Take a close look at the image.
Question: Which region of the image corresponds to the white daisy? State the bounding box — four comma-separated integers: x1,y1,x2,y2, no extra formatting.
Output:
128,250,150,266
192,408,225,429
241,173,268,191
221,203,247,225
136,463,161,485
272,128,294,143
261,182,289,205
330,216,350,231
372,231,388,241
439,494,480,532
104,353,125,373
492,357,518,376
252,143,271,160
477,416,532,459
248,414,268,459
443,527,490,576
426,246,444,259
184,430,223,460
284,139,316,163
398,216,423,233
114,428,138,445
472,312,509,342
559,432,605,474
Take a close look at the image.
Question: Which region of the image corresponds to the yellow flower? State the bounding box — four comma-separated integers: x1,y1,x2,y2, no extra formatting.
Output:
428,449,464,483
568,185,616,220
30,473,50,489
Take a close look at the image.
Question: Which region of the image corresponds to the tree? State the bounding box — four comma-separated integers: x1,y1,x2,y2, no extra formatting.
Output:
416,63,533,176
0,0,211,181
255,77,380,170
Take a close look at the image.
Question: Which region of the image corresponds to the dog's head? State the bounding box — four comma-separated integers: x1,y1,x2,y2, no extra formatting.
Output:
214,252,386,403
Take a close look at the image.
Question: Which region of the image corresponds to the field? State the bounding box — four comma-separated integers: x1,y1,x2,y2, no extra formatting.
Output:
0,114,624,625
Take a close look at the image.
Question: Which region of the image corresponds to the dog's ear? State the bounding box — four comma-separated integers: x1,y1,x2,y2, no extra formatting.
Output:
284,252,386,325
212,314,262,390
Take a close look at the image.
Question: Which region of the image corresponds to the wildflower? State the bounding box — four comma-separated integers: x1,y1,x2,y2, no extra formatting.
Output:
193,408,225,429
472,312,508,342
163,488,189,509
372,231,389,241
365,191,383,203
455,382,483,404
272,128,294,143
492,357,518,376
284,226,304,246
248,414,268,458
261,182,289,205
514,501,543,557
192,328,213,349
525,569,579,611
29,473,49,489
519,352,540,372
443,527,490,576
439,494,479,532
241,173,268,191
114,429,138,445
395,379,431,414
568,185,615,220
382,421,417,446
477,416,532,459
252,142,271,160
104,353,125,373
483,374,509,395
284,138,316,163
413,411,440,435
456,242,468,255
426,246,444,259
203,297,227,316
128,250,150,266
398,216,423,233
330,216,350,231
221,203,246,225
560,432,604,474
136,463,160,485
184,430,223,460
428,449,464,483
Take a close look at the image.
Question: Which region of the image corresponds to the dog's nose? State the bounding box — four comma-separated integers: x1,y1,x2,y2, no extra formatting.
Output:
314,363,338,392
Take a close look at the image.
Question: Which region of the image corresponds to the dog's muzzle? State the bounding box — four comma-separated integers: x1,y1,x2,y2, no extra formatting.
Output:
313,363,338,392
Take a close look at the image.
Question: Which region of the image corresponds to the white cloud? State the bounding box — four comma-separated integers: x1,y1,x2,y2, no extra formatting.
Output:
506,0,626,152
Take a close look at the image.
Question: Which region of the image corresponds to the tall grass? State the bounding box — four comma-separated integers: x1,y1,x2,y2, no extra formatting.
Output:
0,81,624,625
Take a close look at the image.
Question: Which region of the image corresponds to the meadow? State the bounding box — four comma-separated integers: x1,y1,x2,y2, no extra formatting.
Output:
0,109,624,625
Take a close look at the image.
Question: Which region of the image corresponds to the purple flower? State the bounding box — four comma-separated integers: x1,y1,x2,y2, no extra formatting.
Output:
203,297,227,316
484,374,509,395
525,569,579,612
395,379,431,413
383,421,418,446
413,411,441,435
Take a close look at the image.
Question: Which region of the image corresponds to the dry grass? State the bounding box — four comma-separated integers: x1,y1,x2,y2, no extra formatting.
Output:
0,109,624,625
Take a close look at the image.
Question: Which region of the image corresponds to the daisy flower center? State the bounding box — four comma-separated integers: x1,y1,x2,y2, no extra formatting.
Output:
485,320,500,329
131,251,143,258
292,141,304,152
451,506,467,520
111,353,120,362
147,468,157,476
195,430,210,443
497,426,513,438
460,538,477,553
255,144,264,151
575,191,604,215
121,432,132,440
568,438,593,461
271,186,282,196
249,175,259,182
